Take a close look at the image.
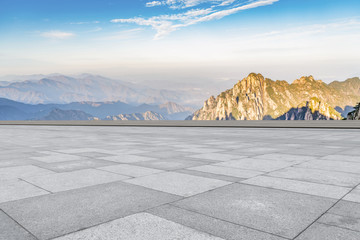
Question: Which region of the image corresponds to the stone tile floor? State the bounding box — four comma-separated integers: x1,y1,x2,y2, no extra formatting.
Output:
0,125,360,240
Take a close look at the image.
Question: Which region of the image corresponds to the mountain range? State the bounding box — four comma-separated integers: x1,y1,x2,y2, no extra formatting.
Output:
0,98,193,120
188,73,360,120
0,74,201,106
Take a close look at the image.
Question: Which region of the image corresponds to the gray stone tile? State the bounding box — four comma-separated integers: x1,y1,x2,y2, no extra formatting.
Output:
173,183,336,239
242,176,351,199
255,153,317,162
175,169,244,182
137,150,191,159
318,213,360,232
0,181,181,240
215,158,297,172
53,213,224,240
100,154,158,163
321,154,360,163
188,165,264,179
189,153,245,162
328,200,360,219
297,160,360,174
344,189,360,203
31,153,86,163
0,179,49,203
148,204,287,240
33,159,118,172
295,223,360,240
23,169,129,192
98,164,163,177
177,147,225,154
0,210,36,240
0,165,53,181
268,167,360,187
132,159,211,171
124,172,230,197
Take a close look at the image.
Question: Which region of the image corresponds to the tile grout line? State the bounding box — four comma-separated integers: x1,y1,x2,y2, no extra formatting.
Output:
291,182,360,240
0,209,40,240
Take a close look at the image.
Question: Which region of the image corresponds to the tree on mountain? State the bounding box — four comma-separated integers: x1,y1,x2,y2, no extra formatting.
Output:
346,102,360,120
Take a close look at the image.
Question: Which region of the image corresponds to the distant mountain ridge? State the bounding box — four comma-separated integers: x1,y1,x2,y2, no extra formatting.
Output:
0,97,193,120
0,74,197,106
188,73,360,120
105,111,167,121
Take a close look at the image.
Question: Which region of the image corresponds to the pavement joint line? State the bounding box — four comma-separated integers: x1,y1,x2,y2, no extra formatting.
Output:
163,202,291,240
19,178,54,194
291,181,360,239
316,221,360,234
0,209,40,240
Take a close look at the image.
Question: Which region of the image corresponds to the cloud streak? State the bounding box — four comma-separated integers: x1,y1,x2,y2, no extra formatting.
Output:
111,0,279,39
41,31,75,39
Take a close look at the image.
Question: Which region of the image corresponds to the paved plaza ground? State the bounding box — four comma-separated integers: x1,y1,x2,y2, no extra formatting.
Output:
1,125,360,240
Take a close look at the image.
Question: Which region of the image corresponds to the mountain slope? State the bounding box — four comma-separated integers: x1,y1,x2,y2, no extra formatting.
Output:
275,97,342,120
189,73,360,120
38,109,95,120
0,74,197,106
104,111,167,120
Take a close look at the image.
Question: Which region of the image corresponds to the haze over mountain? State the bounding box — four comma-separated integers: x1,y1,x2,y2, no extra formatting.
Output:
0,98,193,120
188,73,360,120
0,74,202,107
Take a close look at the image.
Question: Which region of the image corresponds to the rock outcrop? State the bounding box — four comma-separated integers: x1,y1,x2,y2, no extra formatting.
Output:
189,73,360,120
347,103,360,120
276,98,342,120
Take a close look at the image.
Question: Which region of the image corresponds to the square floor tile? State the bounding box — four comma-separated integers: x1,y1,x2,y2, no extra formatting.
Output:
98,164,163,177
188,165,264,179
189,153,244,162
100,155,158,163
254,153,317,162
34,159,118,172
31,154,86,163
320,155,360,163
318,213,360,232
295,223,360,240
343,189,360,203
329,200,360,219
53,213,223,240
215,158,297,172
296,160,360,174
0,179,49,203
268,167,360,187
125,172,230,197
242,176,351,199
0,210,36,240
132,159,211,171
173,183,336,239
0,181,181,240
23,169,129,192
0,165,53,181
148,204,287,240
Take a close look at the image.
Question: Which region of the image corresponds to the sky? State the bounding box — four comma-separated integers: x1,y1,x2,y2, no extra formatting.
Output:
1,0,360,87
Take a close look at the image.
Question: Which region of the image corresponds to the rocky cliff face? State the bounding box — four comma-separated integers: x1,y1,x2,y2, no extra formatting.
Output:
276,98,342,120
38,109,94,120
189,73,360,120
105,111,167,120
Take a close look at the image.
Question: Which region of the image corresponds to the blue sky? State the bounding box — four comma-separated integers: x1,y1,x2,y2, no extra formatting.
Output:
1,0,360,85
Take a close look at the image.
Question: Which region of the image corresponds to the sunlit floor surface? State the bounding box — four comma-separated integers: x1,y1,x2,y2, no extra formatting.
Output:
1,125,360,240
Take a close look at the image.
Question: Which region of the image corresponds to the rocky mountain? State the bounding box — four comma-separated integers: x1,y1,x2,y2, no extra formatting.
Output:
38,109,95,121
0,74,197,106
188,73,360,120
0,97,191,120
346,103,360,120
276,98,342,120
104,111,166,120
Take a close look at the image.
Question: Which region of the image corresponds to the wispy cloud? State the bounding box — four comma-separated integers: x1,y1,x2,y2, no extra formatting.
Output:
111,0,279,39
41,31,75,39
70,21,100,25
97,28,143,41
